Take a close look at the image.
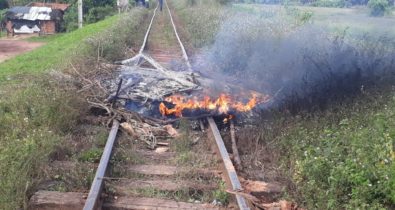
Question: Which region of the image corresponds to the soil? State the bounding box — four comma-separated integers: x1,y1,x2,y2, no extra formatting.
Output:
0,39,44,63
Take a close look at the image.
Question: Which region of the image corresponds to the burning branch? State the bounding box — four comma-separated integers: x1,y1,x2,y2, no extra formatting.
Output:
159,93,270,117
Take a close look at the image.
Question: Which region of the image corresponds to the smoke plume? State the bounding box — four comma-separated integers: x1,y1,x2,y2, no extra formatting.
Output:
193,12,395,113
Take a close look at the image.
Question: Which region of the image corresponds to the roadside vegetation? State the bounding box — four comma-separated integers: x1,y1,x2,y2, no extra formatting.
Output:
62,0,118,32
170,0,231,48
234,0,393,16
174,0,394,209
0,15,119,80
368,0,390,16
270,87,395,209
0,8,148,209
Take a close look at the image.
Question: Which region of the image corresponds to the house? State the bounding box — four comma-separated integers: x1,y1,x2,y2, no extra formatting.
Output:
5,2,69,36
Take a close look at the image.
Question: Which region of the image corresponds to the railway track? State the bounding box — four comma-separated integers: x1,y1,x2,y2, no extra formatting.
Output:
29,1,251,210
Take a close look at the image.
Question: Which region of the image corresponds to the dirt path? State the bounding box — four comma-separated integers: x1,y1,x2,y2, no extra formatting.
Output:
0,40,44,63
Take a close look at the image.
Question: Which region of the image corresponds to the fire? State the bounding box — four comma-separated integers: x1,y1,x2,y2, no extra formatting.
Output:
159,93,269,117
223,114,234,124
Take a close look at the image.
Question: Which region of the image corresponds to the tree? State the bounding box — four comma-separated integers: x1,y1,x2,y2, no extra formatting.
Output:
0,0,8,9
368,0,389,16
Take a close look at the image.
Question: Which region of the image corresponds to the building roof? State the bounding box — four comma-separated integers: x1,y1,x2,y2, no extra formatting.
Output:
7,6,52,21
27,2,70,11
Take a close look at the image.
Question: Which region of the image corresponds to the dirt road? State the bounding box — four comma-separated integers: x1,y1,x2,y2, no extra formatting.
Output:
0,40,44,63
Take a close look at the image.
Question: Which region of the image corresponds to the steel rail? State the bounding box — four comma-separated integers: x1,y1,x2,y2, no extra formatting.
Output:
164,0,192,71
139,2,159,54
83,120,120,210
207,117,251,210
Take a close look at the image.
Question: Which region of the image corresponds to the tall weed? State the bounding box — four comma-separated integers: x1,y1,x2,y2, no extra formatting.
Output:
0,79,83,209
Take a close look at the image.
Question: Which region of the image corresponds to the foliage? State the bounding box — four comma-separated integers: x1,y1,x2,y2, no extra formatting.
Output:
186,0,197,6
285,6,313,24
170,0,230,48
83,8,147,62
217,0,232,4
310,0,346,7
0,8,6,21
78,148,103,163
57,0,117,32
0,0,7,9
172,119,192,153
0,9,6,37
62,4,78,32
0,80,83,209
267,89,395,209
86,5,116,24
213,181,230,205
368,0,390,16
233,0,383,7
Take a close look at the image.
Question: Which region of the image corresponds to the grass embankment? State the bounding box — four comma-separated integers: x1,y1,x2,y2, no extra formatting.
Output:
0,8,148,209
173,1,394,209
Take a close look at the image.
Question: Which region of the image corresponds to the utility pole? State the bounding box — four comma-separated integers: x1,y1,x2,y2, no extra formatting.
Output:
78,0,83,28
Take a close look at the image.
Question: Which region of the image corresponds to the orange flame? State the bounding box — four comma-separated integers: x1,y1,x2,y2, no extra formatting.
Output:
159,93,269,117
223,114,234,124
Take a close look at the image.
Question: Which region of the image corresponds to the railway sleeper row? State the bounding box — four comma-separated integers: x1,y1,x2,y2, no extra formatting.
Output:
28,118,283,210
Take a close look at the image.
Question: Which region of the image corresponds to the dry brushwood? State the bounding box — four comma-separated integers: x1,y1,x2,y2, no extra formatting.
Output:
230,120,243,170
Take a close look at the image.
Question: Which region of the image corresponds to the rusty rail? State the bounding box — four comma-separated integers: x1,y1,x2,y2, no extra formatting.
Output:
83,120,120,210
164,0,192,71
207,117,250,210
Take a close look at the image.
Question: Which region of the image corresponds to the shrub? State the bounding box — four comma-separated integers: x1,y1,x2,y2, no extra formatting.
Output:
368,0,389,16
83,9,147,62
186,0,197,6
213,181,230,205
0,9,6,36
217,0,232,4
0,0,8,9
272,89,395,209
61,1,117,32
170,0,230,48
62,4,78,32
310,0,346,7
78,148,103,163
86,6,116,24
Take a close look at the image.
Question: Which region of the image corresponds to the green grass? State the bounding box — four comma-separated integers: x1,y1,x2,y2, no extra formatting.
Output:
170,0,230,48
268,89,395,209
26,34,65,43
0,15,119,81
232,4,395,37
0,80,84,209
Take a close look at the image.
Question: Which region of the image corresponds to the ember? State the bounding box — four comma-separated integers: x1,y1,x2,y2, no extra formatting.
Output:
223,114,234,124
159,93,270,117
